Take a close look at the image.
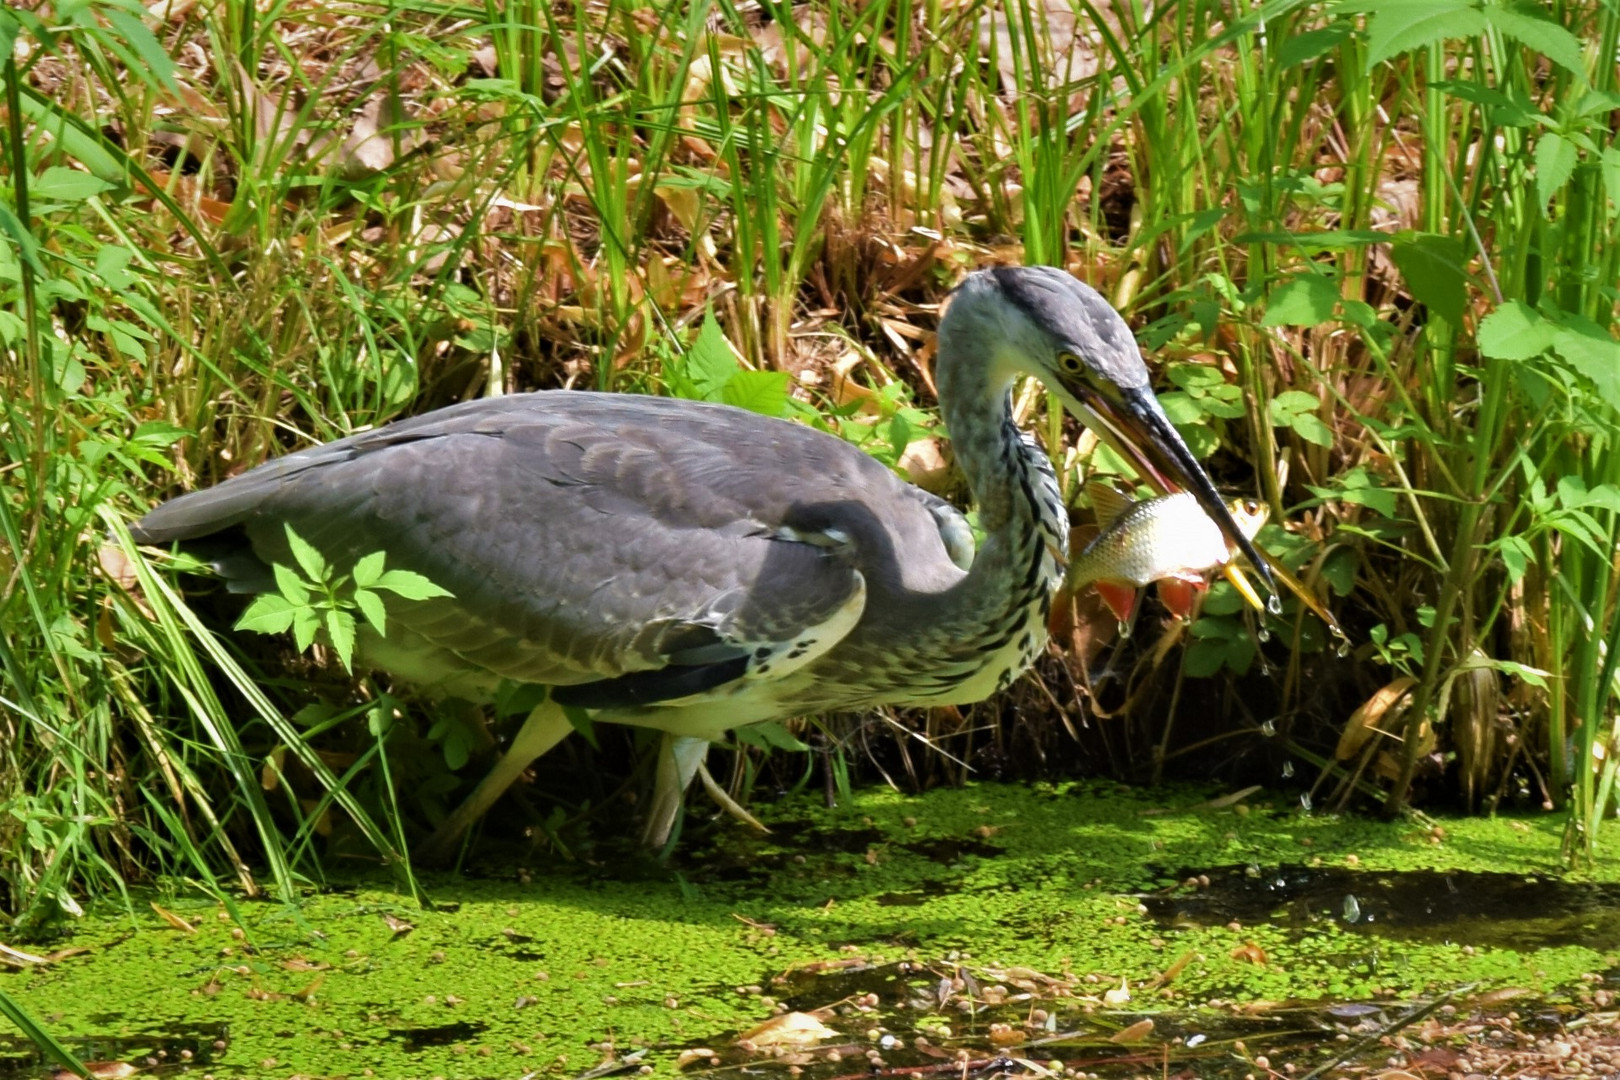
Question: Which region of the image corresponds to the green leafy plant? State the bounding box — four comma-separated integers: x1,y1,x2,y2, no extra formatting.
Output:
235,526,452,673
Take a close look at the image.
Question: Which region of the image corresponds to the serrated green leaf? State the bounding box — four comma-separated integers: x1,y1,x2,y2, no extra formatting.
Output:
1307,467,1399,517
1390,232,1467,324
1580,483,1620,512
235,594,297,635
1551,509,1610,556
326,609,357,671
1365,0,1486,69
1262,273,1338,326
352,551,387,587
272,563,312,605
1556,474,1589,509
354,588,389,634
1535,131,1578,208
1478,657,1551,688
1477,300,1554,359
375,568,453,600
292,609,321,652
720,369,791,417
284,525,329,582
1551,318,1620,408
1496,533,1531,584
1482,5,1585,76
685,310,742,402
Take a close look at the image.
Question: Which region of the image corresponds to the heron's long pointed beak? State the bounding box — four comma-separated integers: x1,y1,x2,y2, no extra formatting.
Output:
1075,383,1278,599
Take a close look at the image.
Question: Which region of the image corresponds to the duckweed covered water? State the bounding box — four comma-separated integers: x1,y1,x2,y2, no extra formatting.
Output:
6,782,1617,1078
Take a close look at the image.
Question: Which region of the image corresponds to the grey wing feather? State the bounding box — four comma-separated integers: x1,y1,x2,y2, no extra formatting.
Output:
133,392,958,694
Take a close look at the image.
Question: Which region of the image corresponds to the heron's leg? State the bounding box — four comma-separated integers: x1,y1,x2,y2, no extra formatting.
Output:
417,699,572,864
641,735,709,848
641,735,771,847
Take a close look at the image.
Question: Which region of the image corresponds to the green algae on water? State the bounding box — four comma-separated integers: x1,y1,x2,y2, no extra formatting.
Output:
10,782,1615,1079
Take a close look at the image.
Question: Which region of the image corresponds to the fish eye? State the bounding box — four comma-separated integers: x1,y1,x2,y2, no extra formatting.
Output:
1056,351,1084,374
1242,499,1262,514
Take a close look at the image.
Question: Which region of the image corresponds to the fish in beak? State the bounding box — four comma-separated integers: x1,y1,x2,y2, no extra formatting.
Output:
1066,484,1269,624
1068,381,1278,604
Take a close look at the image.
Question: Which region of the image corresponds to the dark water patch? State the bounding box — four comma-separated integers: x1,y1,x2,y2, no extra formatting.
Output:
758,819,888,854
1141,864,1620,949
903,836,1004,863
0,1024,229,1079
392,1020,488,1052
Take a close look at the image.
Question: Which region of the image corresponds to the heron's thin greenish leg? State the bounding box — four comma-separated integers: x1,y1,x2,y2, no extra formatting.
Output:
641,735,711,848
418,700,573,863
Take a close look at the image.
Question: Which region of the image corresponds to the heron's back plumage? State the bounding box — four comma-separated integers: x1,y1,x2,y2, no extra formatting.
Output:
134,392,982,717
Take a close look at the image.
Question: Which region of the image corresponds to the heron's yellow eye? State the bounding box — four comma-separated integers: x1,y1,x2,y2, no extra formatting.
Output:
1057,351,1083,374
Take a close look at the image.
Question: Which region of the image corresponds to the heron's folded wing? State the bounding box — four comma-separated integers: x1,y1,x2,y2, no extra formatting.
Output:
131,394,908,694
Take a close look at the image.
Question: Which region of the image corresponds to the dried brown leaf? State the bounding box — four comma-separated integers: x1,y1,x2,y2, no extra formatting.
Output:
738,1011,838,1047
1337,676,1417,760
151,901,198,934
1109,1018,1154,1044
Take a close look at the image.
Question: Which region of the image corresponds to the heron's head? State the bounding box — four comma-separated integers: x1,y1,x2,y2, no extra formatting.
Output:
945,265,1276,596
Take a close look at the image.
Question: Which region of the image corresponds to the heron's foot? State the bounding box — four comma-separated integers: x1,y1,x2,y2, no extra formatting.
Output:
695,759,770,834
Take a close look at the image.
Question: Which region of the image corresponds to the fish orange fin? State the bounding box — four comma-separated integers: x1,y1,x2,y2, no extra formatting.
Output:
1094,581,1137,623
1084,481,1135,528
1155,577,1208,621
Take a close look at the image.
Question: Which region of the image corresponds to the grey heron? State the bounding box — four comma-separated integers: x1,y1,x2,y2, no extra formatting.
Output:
131,266,1273,860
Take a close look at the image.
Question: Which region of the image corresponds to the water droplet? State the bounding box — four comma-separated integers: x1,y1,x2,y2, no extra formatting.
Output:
1300,792,1312,811
1257,626,1271,643
1335,640,1352,658
1281,760,1295,779
1257,655,1273,676
1341,894,1362,923
1267,593,1283,616
1260,719,1276,737
1118,621,1132,640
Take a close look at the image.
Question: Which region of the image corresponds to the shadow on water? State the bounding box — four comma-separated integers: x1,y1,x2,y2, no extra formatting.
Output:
1139,864,1620,950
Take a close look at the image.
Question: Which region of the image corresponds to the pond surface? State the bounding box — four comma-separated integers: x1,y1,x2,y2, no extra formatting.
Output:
6,782,1617,1078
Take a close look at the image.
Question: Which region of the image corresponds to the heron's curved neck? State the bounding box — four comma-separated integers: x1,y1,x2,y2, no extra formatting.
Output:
935,323,1067,601
936,327,1046,538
